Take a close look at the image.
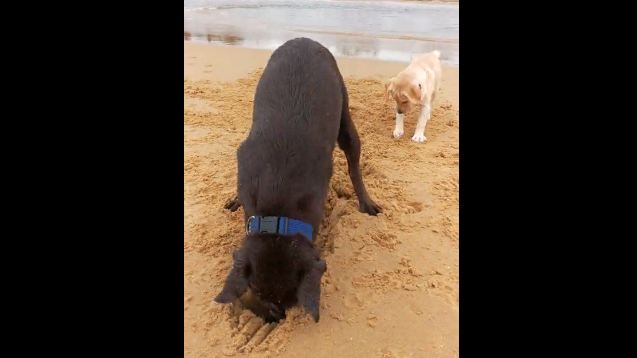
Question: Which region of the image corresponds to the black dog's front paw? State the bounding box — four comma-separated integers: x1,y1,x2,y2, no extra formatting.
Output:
223,196,241,212
359,198,382,216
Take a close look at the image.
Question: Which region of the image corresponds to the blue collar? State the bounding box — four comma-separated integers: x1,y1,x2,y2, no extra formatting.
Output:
246,215,313,241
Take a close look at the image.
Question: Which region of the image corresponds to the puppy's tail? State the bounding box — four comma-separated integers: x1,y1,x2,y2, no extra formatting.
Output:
432,50,441,58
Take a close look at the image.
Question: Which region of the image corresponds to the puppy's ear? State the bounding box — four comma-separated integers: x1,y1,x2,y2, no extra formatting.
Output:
214,248,250,304
385,78,396,101
408,82,423,104
297,259,327,322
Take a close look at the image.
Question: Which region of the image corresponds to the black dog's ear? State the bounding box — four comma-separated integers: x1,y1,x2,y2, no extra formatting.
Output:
214,249,250,304
297,259,327,322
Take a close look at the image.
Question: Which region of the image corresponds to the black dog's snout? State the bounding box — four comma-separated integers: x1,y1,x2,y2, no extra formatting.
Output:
265,302,285,322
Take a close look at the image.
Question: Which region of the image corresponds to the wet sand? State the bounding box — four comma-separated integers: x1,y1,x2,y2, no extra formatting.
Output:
184,43,458,98
184,42,459,357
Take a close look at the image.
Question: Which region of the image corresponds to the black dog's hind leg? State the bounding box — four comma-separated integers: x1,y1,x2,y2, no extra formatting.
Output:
337,84,382,216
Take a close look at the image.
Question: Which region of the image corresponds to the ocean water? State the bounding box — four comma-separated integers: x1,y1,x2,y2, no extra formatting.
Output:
184,0,459,65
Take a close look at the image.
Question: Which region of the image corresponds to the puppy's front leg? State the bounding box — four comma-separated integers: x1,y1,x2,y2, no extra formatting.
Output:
393,111,404,139
411,103,431,143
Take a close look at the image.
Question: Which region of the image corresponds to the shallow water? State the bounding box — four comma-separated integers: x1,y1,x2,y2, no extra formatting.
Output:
184,0,459,65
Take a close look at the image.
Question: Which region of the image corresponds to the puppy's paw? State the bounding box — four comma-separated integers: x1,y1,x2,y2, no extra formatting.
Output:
393,127,404,139
223,196,241,212
411,133,427,143
359,198,382,216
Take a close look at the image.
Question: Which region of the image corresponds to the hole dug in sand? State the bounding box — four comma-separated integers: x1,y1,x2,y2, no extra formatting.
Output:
220,296,314,356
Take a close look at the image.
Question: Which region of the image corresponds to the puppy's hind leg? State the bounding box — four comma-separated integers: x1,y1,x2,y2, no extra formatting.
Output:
337,86,382,216
223,195,241,212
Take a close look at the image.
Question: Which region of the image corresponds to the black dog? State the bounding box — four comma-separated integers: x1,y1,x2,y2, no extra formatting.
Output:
214,38,381,322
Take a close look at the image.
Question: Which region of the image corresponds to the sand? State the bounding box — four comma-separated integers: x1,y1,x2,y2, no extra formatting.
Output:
184,43,459,358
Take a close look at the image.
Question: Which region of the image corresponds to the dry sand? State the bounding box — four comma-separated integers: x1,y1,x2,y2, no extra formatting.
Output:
184,42,459,358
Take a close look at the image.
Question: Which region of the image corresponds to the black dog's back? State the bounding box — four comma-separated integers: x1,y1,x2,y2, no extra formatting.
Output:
237,38,346,228
252,38,345,140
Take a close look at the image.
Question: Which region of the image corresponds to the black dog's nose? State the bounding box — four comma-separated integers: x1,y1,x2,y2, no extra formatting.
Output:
397,108,403,114
265,303,286,322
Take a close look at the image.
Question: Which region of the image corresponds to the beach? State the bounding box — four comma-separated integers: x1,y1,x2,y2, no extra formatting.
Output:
184,42,459,357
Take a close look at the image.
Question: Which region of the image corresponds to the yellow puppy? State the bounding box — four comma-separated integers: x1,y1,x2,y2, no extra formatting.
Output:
386,50,442,143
